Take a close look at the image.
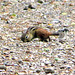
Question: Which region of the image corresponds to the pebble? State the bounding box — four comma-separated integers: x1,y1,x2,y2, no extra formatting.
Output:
18,72,26,75
6,20,11,24
51,63,55,66
63,61,67,64
40,63,45,67
24,4,35,10
67,66,71,69
26,50,32,54
14,64,18,66
37,0,43,4
44,48,50,52
60,66,65,69
0,65,6,71
2,47,10,51
58,29,69,32
9,51,13,53
44,61,51,65
43,68,55,74
55,58,59,61
61,12,67,15
28,4,35,9
52,19,60,24
36,69,41,73
18,60,23,64
23,6,28,10
14,57,18,60
12,57,15,60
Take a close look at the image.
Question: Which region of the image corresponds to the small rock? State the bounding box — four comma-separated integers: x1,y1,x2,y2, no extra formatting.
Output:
67,66,71,69
59,40,65,44
15,72,18,75
55,58,59,61
43,68,55,74
69,3,74,6
63,61,67,64
6,20,11,24
30,67,35,70
18,60,23,64
44,61,51,65
60,66,65,69
18,72,26,75
5,55,9,58
37,0,43,3
63,24,69,27
4,62,10,66
41,63,45,66
14,64,18,66
65,65,71,69
12,57,15,60
1,56,5,59
31,0,35,2
52,19,61,24
1,50,4,55
23,6,28,10
23,58,30,61
26,51,32,54
16,43,19,46
36,69,41,73
28,4,35,9
44,48,50,52
0,65,6,71
24,4,35,10
51,63,55,66
3,46,10,50
63,28,69,32
3,52,9,55
10,51,13,53
61,12,67,15
7,69,13,72
14,57,18,60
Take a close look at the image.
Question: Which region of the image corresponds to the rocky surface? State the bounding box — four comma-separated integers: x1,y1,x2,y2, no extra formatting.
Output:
0,0,75,75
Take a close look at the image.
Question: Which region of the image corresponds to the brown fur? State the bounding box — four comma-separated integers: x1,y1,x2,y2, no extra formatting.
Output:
21,26,59,42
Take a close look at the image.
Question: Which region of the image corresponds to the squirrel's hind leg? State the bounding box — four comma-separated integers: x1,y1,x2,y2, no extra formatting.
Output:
45,37,51,42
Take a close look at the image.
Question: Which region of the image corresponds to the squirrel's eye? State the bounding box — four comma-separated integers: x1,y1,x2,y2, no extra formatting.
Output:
25,35,29,39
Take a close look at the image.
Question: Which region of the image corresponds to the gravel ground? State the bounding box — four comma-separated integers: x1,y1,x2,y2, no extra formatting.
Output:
0,0,75,75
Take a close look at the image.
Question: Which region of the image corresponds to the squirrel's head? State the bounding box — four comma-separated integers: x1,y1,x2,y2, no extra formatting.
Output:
21,32,33,42
21,26,38,42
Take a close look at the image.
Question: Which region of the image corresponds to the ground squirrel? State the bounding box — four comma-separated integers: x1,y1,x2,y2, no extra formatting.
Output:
21,26,59,42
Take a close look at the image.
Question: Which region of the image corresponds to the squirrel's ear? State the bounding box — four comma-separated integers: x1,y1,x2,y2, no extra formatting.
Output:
22,28,27,34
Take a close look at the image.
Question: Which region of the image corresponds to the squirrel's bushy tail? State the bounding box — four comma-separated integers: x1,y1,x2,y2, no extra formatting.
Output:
50,33,59,36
